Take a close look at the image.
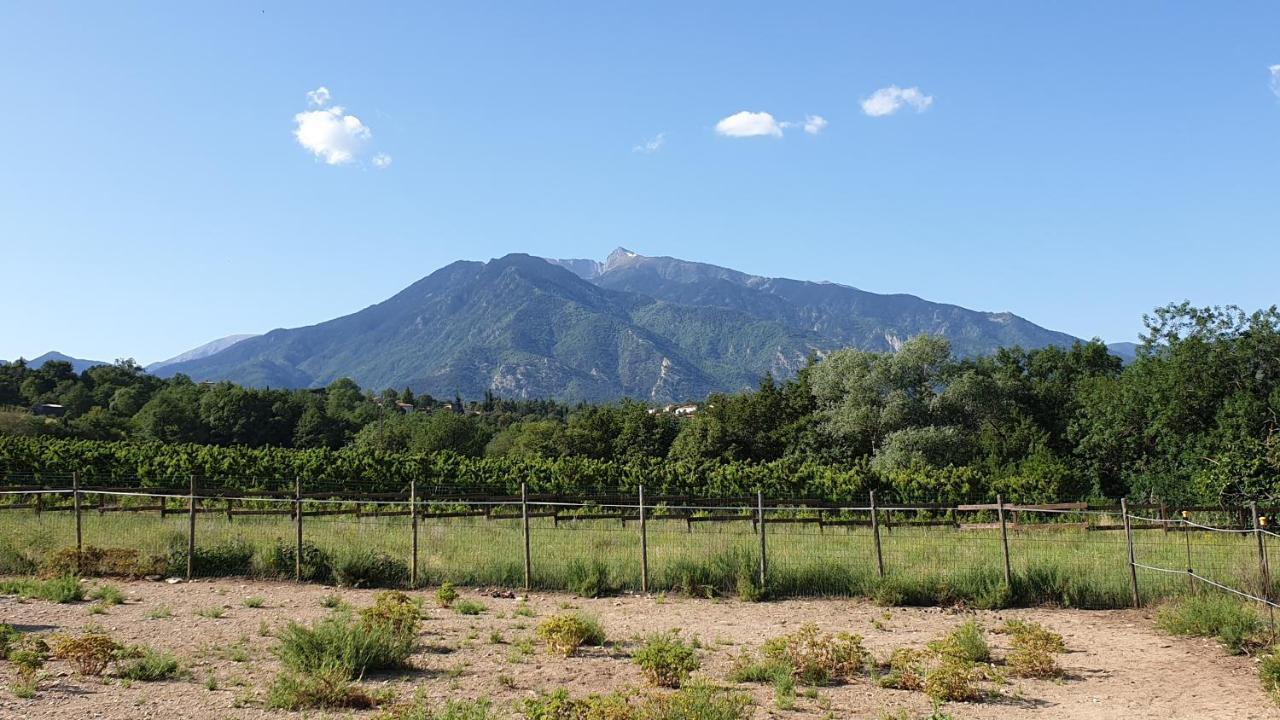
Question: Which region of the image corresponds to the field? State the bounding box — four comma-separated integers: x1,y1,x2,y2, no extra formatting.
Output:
0,577,1271,719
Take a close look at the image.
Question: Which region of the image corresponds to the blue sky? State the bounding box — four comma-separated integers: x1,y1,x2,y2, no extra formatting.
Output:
3,2,1278,365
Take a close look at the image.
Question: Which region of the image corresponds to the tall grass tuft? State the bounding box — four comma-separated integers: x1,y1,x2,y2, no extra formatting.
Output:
1155,595,1262,655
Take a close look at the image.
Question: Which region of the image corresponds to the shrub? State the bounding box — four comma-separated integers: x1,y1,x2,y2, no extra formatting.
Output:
453,599,487,616
168,540,254,577
0,623,22,657
89,584,125,606
116,647,181,681
434,582,459,608
243,596,265,608
1260,648,1280,702
259,541,333,583
645,681,751,720
1155,595,1261,655
375,694,492,720
277,611,415,679
0,576,85,604
727,651,792,684
42,546,161,578
922,658,983,702
566,558,614,598
761,623,866,684
521,683,750,720
266,665,375,710
6,634,49,678
333,549,409,588
50,631,122,676
632,630,700,687
1002,619,1065,679
521,688,633,720
360,591,423,637
928,621,990,664
0,543,36,575
999,620,1065,653
878,648,928,692
536,614,606,657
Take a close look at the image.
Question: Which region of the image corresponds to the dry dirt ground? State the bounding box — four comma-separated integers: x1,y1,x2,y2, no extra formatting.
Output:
0,578,1272,720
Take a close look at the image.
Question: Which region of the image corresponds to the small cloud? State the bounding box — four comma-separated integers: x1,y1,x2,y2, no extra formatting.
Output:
306,86,331,107
633,132,666,154
1271,65,1280,97
802,114,828,135
715,111,783,138
372,153,392,169
861,86,933,117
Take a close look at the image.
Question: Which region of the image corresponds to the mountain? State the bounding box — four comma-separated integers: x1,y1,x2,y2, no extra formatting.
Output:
147,334,258,372
552,248,1080,357
157,254,825,402
12,351,107,373
158,250,1085,402
1106,342,1139,364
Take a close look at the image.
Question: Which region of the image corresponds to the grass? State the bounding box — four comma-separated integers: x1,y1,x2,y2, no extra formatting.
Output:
1155,595,1264,655
0,506,1272,608
453,599,487,616
242,596,265,608
522,683,750,720
276,598,419,679
632,630,701,687
266,665,375,710
0,576,85,603
89,584,125,606
116,647,182,681
195,606,226,619
147,605,172,619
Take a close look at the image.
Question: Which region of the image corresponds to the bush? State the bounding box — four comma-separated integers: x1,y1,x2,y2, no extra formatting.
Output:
928,621,990,663
267,665,375,710
434,582,459,608
333,549,409,588
454,599,487,616
41,546,162,578
632,631,700,688
89,584,125,606
761,623,866,684
567,558,613,598
922,658,983,702
360,591,423,637
0,576,85,603
259,541,333,583
521,683,750,720
644,681,751,720
276,611,416,679
168,540,254,577
1260,648,1280,702
50,631,122,676
536,614,606,657
116,647,181,681
878,648,927,691
1155,595,1261,655
375,695,492,720
0,544,37,575
1002,620,1065,679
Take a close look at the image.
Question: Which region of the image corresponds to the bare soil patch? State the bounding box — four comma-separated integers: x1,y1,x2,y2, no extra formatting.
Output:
0,578,1270,719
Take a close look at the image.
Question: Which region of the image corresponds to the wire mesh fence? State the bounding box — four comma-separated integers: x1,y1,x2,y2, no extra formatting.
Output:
1,473,1278,611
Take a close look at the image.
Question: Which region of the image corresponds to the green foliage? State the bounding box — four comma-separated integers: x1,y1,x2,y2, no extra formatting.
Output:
266,665,375,710
760,623,866,685
1155,595,1262,655
0,576,84,603
333,549,409,588
376,694,493,720
453,599,487,616
927,621,990,664
168,539,254,577
521,683,750,720
434,581,459,607
259,541,332,583
276,608,417,679
116,647,181,681
49,631,122,676
1259,648,1280,703
359,591,423,637
632,631,700,687
89,583,125,606
536,614,606,656
566,558,614,598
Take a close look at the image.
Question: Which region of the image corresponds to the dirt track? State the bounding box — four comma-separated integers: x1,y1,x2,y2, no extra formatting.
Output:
0,578,1271,719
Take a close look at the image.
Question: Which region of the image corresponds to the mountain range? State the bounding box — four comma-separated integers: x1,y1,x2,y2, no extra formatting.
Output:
148,249,1094,402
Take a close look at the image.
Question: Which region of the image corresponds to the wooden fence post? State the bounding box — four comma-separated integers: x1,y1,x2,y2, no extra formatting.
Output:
410,480,419,588
997,494,1012,586
294,477,303,583
757,491,767,589
1183,510,1195,594
521,482,532,591
870,490,885,578
639,484,649,593
1121,497,1140,608
186,474,196,581
72,471,82,573
1252,502,1275,634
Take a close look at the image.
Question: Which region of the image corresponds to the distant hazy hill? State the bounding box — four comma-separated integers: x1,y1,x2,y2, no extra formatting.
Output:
147,334,258,372
11,351,107,373
158,249,1086,402
1106,341,1139,364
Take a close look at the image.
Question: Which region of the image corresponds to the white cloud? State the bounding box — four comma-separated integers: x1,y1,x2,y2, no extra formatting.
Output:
861,86,933,117
632,132,666,154
1271,65,1280,97
802,114,828,135
294,87,390,167
306,86,331,107
715,111,783,138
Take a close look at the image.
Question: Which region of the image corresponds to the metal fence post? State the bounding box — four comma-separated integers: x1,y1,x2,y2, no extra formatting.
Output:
294,477,303,583
72,471,82,574
1121,497,1140,608
997,494,1012,586
521,482,532,591
410,480,419,588
187,474,196,581
870,490,885,578
757,491,767,589
1252,502,1275,634
639,484,649,593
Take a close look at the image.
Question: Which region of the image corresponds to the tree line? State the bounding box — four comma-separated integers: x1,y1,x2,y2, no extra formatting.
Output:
2,302,1277,504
